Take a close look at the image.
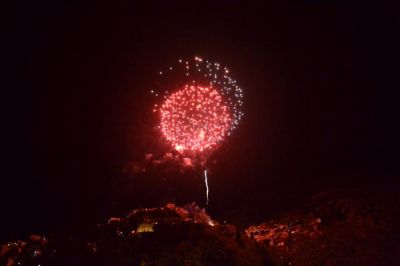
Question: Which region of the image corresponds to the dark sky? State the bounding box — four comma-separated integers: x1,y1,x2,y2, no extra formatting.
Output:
2,1,399,240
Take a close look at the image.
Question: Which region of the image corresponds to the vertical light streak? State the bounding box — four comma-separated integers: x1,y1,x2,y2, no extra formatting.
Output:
204,169,209,205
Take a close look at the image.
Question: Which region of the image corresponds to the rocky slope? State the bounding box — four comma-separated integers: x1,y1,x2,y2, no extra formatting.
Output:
1,189,399,266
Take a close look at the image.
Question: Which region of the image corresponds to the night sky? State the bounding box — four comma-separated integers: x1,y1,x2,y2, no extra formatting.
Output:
2,1,399,241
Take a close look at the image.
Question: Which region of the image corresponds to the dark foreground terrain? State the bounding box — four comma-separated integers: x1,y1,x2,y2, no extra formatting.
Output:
1,189,400,266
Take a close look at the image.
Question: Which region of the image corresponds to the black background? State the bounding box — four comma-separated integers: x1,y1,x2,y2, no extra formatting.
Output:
2,1,399,240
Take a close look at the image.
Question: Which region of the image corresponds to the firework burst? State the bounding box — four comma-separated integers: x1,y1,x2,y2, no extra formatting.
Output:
151,56,244,154
160,84,231,152
151,56,244,205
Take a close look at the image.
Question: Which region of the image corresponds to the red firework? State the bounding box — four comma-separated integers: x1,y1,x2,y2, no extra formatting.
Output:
160,84,231,152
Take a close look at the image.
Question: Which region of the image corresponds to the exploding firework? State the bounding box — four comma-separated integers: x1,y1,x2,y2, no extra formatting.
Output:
151,56,244,205
160,84,231,152
151,56,244,153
